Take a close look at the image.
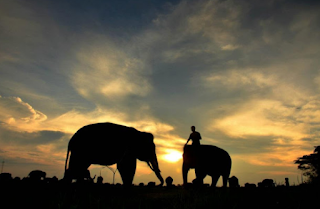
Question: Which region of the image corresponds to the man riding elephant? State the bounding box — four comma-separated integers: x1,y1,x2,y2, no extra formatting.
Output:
186,126,202,146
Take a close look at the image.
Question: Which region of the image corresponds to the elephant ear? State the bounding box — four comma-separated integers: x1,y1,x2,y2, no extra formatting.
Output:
135,132,155,159
143,132,155,150
135,131,154,144
144,132,154,142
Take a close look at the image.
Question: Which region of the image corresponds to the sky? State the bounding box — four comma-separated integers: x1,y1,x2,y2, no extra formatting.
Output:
1,0,320,186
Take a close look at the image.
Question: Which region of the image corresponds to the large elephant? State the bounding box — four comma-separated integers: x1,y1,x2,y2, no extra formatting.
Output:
64,122,164,186
182,145,231,187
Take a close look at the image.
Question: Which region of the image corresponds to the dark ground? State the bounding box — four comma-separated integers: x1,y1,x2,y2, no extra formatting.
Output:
0,182,319,209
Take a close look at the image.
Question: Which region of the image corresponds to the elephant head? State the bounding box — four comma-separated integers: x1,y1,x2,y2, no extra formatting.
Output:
135,132,164,186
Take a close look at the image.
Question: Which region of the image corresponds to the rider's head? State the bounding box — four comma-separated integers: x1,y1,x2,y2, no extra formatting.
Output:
191,126,195,132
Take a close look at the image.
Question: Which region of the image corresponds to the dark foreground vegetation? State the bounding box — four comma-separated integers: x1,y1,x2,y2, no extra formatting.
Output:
0,182,319,209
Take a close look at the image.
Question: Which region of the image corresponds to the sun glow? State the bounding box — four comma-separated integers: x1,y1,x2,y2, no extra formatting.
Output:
163,149,182,163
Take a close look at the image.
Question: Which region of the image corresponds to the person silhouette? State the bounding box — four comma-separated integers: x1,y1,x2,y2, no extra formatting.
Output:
186,126,201,146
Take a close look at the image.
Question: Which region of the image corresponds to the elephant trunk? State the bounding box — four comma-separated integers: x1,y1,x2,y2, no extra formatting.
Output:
148,155,164,186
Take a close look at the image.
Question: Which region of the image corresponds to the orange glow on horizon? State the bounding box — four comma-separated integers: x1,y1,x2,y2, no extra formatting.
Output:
162,149,182,163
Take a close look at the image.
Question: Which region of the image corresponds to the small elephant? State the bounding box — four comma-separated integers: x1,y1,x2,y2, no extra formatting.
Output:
182,145,231,187
64,122,164,186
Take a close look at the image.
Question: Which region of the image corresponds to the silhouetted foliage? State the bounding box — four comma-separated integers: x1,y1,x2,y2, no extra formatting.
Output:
258,179,274,188
245,183,256,188
0,173,12,183
45,176,58,184
285,178,290,187
28,170,46,181
165,176,173,187
97,176,103,184
147,181,156,187
294,145,320,184
228,176,240,188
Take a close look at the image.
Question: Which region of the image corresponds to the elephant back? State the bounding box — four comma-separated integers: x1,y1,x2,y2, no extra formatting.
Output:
69,123,137,147
68,122,154,161
183,145,231,168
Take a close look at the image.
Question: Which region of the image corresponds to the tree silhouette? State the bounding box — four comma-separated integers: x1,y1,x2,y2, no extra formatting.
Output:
294,146,320,184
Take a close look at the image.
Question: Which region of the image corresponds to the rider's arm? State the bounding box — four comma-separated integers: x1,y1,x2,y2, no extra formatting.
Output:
186,138,190,144
186,134,191,144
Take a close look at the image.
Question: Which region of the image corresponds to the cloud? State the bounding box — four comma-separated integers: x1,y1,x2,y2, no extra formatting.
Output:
70,37,152,103
258,171,297,176
0,128,65,146
235,145,310,168
211,99,308,139
0,126,68,170
221,44,239,51
149,0,320,72
0,96,47,132
46,108,126,134
0,52,19,64
0,96,67,170
205,69,276,90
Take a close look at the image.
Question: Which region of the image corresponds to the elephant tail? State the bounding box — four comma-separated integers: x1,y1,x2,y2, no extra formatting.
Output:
64,142,71,173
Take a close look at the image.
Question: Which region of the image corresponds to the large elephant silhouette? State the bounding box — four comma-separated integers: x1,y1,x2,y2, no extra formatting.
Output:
182,145,231,187
64,122,164,186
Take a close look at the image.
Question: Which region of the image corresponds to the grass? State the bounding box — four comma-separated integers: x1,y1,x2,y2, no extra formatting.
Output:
0,182,319,209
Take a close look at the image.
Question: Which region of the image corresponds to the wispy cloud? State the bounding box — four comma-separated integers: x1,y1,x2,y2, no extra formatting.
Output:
211,99,308,139
0,96,47,132
71,39,152,101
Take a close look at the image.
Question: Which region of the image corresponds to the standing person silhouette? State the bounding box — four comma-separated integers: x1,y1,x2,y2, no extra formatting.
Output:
186,126,201,146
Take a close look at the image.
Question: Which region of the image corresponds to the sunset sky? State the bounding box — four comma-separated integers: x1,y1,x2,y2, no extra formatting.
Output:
1,0,320,186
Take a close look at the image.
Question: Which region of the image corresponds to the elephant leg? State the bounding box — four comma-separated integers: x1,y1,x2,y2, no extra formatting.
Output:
222,170,230,188
117,157,137,187
195,168,206,185
210,174,220,187
182,162,190,185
